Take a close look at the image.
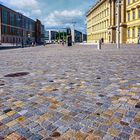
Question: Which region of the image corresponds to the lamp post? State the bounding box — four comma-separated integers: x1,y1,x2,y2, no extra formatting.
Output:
116,0,121,49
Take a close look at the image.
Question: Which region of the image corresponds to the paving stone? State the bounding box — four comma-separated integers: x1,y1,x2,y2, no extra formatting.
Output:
57,126,69,134
16,127,32,138
29,134,43,140
71,123,82,131
45,124,57,132
7,132,21,140
118,132,130,140
133,129,140,136
31,125,43,133
102,134,114,140
0,45,140,139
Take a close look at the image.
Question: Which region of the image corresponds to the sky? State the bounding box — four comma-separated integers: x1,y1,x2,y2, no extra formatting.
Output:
0,0,97,33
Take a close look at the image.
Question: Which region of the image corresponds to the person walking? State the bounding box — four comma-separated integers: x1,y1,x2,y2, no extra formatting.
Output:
22,40,24,48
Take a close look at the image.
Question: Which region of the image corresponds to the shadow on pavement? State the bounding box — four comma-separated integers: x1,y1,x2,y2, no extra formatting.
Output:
0,46,23,50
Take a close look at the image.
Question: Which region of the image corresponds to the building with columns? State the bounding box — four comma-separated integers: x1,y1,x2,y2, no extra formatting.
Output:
86,0,140,44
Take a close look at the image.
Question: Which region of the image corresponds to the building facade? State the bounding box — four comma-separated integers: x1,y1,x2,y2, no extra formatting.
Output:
0,4,44,45
87,0,140,44
45,30,58,43
35,19,45,44
126,0,140,43
71,29,86,43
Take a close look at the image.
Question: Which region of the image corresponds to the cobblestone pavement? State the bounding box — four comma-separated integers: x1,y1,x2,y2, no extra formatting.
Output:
0,44,140,140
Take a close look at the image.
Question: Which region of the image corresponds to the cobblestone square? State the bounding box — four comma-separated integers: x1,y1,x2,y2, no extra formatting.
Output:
0,44,140,140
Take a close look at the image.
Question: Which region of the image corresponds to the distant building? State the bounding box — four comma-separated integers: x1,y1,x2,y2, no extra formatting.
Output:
0,4,44,45
45,30,58,43
83,34,87,42
71,29,86,43
35,19,45,44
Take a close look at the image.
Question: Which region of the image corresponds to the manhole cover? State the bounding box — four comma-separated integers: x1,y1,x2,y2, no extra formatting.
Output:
4,72,29,77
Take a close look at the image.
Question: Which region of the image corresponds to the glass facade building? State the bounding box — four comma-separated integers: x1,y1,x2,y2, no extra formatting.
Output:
0,4,44,45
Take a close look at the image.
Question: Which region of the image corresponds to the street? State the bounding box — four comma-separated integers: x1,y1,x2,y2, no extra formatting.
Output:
0,44,140,140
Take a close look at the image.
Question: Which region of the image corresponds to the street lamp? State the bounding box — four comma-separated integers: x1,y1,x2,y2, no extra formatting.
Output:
116,0,121,49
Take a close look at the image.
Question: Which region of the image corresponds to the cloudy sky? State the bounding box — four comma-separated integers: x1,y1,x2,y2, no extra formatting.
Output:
0,0,96,33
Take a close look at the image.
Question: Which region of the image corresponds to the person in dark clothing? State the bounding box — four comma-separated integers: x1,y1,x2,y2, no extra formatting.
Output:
22,40,24,48
101,38,104,44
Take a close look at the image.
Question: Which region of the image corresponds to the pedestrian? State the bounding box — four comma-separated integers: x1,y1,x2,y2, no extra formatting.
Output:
32,42,34,47
34,41,36,46
138,34,140,44
101,38,104,44
22,40,24,48
43,42,45,46
62,39,64,46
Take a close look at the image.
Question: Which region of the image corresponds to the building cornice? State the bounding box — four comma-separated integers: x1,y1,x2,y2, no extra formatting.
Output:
86,0,110,17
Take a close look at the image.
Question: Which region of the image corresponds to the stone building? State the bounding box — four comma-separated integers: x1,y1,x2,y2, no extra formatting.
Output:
86,0,140,44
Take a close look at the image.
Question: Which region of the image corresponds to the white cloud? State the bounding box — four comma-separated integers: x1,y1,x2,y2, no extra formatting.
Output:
31,9,42,17
44,9,83,27
7,0,39,10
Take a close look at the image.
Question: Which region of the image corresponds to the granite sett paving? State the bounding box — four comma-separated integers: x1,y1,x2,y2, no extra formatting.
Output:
0,44,140,140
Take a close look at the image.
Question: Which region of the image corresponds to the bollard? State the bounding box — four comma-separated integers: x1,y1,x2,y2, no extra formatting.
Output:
97,40,101,50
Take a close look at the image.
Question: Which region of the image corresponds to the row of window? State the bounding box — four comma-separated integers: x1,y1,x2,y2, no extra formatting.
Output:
1,8,35,31
88,31,108,40
91,20,109,32
87,8,109,24
127,28,140,38
1,25,35,37
128,0,139,5
127,9,140,21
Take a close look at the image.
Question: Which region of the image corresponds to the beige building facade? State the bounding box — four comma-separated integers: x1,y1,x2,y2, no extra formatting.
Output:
87,0,140,44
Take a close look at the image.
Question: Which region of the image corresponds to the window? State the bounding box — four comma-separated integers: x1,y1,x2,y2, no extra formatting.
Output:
132,28,135,38
133,11,135,20
138,28,140,36
2,9,8,24
2,25,8,34
128,29,130,38
10,27,14,35
128,13,130,21
139,10,140,19
16,15,21,27
10,13,14,26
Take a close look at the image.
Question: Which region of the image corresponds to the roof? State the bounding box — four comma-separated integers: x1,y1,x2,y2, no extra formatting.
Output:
86,0,106,17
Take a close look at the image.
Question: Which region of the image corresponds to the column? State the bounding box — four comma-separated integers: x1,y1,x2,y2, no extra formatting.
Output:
112,0,115,26
109,0,112,26
121,0,126,23
120,0,127,43
136,7,139,19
